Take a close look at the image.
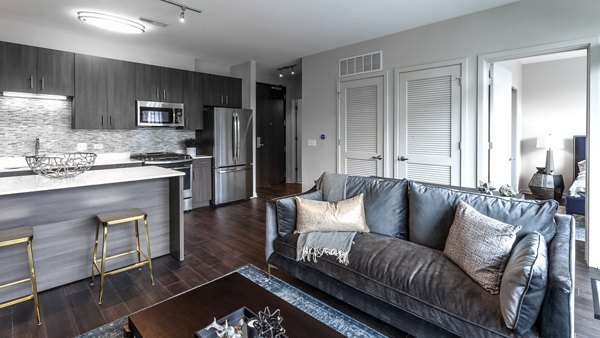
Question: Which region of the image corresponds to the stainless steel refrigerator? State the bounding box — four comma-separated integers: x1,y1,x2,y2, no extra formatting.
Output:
197,107,253,205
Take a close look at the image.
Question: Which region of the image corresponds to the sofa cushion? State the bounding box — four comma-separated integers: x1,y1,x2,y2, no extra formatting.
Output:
444,201,521,294
275,190,323,237
500,232,548,333
295,193,369,233
345,176,409,238
408,181,558,250
273,233,538,337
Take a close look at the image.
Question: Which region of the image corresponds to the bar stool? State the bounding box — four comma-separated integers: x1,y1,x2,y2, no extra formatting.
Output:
0,226,41,325
91,208,154,304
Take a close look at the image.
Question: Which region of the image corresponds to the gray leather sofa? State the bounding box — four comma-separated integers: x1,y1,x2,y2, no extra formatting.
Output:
265,175,575,338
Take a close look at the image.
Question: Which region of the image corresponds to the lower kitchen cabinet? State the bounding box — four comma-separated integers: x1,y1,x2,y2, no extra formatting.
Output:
192,158,212,208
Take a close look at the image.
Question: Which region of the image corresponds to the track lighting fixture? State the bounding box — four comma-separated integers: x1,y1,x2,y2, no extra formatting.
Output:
276,64,297,78
158,0,201,23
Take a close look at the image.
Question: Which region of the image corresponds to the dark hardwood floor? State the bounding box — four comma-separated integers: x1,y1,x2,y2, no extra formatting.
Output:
0,183,599,337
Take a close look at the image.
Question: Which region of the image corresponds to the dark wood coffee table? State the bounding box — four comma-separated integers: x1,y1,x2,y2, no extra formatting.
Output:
128,272,344,337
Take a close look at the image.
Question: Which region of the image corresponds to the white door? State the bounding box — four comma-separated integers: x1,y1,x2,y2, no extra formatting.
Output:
338,76,384,176
489,63,514,188
395,64,461,185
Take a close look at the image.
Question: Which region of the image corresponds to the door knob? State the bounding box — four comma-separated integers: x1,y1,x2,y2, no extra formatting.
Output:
398,156,409,161
371,155,383,160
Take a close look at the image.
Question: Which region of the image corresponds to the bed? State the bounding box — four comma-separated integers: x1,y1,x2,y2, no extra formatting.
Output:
566,135,586,215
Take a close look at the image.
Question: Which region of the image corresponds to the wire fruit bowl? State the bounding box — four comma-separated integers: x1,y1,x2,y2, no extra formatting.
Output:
25,152,97,179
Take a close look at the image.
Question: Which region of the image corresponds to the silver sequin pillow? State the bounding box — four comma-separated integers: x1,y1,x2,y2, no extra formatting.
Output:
294,193,370,234
444,201,522,294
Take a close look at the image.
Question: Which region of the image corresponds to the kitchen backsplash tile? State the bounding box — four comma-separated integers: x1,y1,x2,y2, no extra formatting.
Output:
0,96,195,156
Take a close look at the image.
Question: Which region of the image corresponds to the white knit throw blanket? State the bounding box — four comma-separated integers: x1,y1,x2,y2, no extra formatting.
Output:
297,231,357,265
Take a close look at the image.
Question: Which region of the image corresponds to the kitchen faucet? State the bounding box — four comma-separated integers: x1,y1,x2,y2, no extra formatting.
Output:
35,137,40,156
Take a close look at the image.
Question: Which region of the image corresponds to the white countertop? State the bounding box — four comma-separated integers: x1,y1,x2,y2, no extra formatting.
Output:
0,153,143,174
0,166,183,196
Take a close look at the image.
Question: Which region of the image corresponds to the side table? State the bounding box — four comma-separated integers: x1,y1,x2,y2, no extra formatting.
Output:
528,171,564,201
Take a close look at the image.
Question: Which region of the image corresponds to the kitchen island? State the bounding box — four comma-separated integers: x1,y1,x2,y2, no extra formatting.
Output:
0,166,184,303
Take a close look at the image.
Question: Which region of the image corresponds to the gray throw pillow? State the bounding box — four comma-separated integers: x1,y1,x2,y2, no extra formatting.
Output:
500,232,548,333
346,176,409,239
275,190,323,237
444,201,522,294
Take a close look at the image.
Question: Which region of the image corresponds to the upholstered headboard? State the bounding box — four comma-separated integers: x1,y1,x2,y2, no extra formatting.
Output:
573,135,586,176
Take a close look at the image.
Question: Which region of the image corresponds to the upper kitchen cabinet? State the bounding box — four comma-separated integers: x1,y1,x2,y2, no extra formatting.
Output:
106,59,136,129
73,54,108,129
73,55,135,129
183,71,204,130
0,41,74,96
202,73,242,108
135,63,183,102
37,47,75,96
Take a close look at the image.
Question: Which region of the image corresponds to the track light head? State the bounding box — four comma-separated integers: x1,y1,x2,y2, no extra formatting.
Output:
279,72,283,78
179,8,185,23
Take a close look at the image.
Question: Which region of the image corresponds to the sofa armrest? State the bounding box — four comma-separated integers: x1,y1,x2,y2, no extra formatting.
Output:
265,200,278,261
540,214,575,338
265,189,316,261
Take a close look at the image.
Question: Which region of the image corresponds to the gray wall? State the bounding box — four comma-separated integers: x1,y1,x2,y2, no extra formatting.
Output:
0,97,194,156
301,0,600,190
520,56,587,192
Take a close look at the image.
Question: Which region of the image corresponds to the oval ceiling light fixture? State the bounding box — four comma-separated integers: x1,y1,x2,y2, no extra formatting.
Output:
77,11,145,34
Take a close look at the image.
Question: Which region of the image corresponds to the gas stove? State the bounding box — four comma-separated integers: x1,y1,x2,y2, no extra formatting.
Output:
131,152,192,164
131,152,194,211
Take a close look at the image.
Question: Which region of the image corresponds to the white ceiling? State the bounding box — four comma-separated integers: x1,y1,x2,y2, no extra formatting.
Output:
0,0,519,68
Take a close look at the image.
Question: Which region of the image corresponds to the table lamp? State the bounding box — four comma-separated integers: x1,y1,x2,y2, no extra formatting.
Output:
536,133,555,174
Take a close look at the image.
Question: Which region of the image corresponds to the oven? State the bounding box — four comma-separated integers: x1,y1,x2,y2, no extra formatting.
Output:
132,153,193,212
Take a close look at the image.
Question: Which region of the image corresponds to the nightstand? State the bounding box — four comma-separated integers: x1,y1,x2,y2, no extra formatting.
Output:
528,169,564,201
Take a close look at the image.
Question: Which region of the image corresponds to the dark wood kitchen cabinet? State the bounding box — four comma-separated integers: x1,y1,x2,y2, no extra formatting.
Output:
73,54,107,129
202,73,242,108
73,54,135,129
192,158,212,208
0,41,74,96
183,71,204,130
135,63,183,102
106,59,136,129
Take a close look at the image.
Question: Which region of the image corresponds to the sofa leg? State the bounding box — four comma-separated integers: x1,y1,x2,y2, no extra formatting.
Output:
267,264,277,280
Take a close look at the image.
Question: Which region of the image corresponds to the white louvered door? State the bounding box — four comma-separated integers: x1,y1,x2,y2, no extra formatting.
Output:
395,65,461,185
338,76,384,176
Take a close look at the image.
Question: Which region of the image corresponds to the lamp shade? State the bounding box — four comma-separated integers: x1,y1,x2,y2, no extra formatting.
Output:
536,133,557,149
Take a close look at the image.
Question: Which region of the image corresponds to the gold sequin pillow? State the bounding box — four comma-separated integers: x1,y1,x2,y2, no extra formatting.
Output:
294,193,370,234
444,201,522,294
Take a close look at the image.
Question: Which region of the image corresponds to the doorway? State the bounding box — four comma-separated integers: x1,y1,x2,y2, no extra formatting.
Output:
256,82,286,188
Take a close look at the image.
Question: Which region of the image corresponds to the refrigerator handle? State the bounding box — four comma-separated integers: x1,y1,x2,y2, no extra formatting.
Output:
235,113,240,159
232,113,237,162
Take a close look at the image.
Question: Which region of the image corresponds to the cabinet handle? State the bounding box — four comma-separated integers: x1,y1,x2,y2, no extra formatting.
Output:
156,88,159,100
41,77,44,91
221,95,224,104
29,76,34,89
226,96,229,105
101,115,104,127
109,116,112,128
164,89,167,101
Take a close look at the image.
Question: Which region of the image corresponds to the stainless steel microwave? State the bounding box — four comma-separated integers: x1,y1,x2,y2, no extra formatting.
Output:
136,101,185,127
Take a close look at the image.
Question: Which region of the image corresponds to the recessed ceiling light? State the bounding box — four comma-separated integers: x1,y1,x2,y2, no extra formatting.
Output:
77,11,145,34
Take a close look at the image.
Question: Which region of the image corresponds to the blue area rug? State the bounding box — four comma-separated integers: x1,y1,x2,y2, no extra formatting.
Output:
78,264,385,338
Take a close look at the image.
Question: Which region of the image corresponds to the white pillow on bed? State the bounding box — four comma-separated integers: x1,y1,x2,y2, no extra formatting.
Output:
578,160,586,173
